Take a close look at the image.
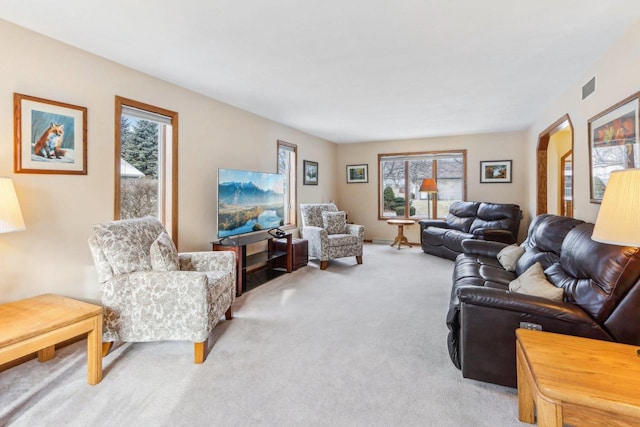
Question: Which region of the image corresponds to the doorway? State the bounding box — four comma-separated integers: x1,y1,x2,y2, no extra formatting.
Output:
537,115,574,216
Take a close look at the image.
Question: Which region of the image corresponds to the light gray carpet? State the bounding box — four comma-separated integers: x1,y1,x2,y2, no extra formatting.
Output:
1,243,524,426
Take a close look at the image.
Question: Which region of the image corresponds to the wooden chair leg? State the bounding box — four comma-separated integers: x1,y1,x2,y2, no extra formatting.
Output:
194,340,208,364
225,306,233,320
102,342,113,357
320,261,328,270
356,255,363,264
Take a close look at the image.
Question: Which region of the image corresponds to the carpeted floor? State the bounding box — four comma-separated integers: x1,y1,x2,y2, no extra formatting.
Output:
0,243,524,426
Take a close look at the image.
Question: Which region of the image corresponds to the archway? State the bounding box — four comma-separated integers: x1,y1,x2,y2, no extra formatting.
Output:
537,115,574,216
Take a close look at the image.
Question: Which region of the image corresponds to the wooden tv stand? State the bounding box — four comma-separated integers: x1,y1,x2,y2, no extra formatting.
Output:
212,232,292,296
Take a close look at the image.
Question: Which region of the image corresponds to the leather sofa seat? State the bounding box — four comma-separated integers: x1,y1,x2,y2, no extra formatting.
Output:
446,214,640,387
419,201,522,260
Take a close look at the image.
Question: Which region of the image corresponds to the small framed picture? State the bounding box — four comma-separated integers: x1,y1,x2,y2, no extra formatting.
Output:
14,93,87,175
303,160,318,185
480,160,512,183
346,164,368,183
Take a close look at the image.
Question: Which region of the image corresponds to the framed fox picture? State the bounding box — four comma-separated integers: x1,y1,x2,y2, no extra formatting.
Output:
14,93,87,174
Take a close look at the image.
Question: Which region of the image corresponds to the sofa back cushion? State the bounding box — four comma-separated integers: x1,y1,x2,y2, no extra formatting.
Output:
515,214,584,275
445,201,480,232
93,216,166,275
469,203,521,235
545,223,640,323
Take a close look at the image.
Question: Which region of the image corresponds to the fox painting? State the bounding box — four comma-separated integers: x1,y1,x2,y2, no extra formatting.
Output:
33,122,65,159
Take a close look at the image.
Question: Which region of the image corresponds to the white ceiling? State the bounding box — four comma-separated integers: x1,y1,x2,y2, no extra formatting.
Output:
2,1,640,143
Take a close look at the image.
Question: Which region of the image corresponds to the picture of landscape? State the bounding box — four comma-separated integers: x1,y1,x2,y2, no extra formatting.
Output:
217,168,285,238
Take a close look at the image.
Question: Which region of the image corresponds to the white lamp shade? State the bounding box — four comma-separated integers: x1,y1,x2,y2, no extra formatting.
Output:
0,177,26,233
592,168,640,246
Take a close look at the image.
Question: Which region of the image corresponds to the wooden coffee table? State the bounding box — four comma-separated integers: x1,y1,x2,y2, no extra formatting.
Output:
516,329,640,426
387,219,415,250
0,294,103,385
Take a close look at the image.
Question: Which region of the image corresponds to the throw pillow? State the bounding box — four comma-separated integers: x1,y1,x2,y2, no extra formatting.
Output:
322,211,347,235
497,244,525,272
509,262,563,301
150,231,179,271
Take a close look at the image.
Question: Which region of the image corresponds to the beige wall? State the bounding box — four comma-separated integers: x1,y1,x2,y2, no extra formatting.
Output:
0,20,337,303
336,131,529,245
526,19,640,223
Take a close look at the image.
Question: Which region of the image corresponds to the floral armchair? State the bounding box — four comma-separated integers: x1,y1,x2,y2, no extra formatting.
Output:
88,216,235,363
299,203,364,270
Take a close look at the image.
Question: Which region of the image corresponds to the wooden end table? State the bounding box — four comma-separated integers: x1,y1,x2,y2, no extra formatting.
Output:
387,219,415,250
516,329,640,426
0,294,103,385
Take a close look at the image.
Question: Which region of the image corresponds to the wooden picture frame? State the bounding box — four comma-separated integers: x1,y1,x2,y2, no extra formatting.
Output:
346,164,368,183
14,93,87,175
303,160,318,185
480,160,512,183
588,92,639,203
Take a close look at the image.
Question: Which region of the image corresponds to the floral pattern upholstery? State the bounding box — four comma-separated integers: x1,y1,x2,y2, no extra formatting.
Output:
322,211,347,234
300,203,364,265
150,231,180,271
88,217,235,345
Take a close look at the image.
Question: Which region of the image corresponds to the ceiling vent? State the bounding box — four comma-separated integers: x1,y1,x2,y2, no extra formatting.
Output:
582,77,596,100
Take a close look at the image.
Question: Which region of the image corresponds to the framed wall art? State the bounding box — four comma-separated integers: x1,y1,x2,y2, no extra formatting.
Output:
303,160,318,185
588,92,639,203
14,93,87,175
346,164,368,183
480,160,512,183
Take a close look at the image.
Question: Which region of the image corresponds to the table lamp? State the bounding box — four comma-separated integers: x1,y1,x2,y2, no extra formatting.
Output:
592,169,640,246
420,178,438,219
0,177,26,233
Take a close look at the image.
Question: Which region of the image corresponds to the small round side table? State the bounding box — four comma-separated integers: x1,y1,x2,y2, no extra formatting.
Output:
387,219,416,250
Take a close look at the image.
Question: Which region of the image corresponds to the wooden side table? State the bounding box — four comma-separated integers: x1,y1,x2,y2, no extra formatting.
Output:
0,294,103,385
387,219,416,250
516,329,640,426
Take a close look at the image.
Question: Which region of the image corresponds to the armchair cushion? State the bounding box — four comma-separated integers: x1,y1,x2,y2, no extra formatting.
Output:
322,211,347,234
150,231,179,272
508,262,563,301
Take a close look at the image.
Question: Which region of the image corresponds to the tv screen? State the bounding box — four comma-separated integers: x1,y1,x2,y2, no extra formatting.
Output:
217,168,285,238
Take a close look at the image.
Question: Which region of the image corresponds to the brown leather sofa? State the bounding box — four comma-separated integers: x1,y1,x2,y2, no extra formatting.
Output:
419,201,522,260
447,214,640,387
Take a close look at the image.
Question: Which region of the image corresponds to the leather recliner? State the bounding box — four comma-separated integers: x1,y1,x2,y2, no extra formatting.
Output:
419,201,522,260
447,214,640,387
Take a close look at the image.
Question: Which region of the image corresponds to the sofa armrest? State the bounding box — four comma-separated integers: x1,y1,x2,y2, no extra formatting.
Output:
179,251,235,273
301,226,329,258
418,219,449,232
346,223,365,239
103,271,210,308
454,286,612,387
460,239,509,258
471,228,517,244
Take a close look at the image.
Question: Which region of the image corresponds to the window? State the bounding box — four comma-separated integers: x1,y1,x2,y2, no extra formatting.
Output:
277,140,297,226
115,96,178,240
379,150,466,220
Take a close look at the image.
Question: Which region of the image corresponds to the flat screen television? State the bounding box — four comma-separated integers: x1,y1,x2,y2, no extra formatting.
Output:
217,168,285,238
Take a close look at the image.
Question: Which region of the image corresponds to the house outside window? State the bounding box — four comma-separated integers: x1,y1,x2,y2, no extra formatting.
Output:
379,150,466,220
